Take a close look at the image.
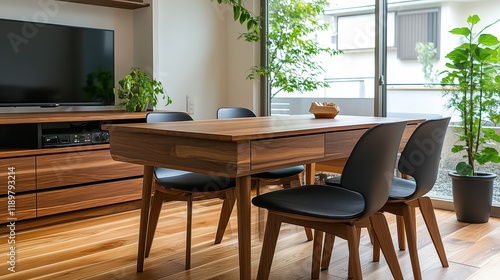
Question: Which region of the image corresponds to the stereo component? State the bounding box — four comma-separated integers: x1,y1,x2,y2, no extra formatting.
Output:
41,131,109,148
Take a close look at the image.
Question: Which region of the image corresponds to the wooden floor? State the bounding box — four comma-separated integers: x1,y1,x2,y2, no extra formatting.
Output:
2,188,500,280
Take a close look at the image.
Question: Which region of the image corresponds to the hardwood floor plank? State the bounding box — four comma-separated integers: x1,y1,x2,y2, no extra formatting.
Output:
1,195,500,280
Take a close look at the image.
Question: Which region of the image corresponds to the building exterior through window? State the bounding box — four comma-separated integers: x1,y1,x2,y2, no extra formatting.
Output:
266,0,500,207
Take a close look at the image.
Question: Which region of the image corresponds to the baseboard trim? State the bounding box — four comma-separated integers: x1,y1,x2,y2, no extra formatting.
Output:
431,198,500,218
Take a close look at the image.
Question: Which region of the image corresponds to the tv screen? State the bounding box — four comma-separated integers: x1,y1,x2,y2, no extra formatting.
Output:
0,18,114,107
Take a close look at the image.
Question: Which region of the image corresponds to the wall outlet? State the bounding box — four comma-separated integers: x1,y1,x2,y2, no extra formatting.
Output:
186,95,194,115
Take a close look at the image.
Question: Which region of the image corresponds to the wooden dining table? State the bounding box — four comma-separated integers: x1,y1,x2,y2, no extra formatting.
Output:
106,114,422,279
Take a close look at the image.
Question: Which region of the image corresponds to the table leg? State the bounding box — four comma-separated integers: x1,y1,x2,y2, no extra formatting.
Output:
137,165,154,272
305,163,316,184
236,175,252,280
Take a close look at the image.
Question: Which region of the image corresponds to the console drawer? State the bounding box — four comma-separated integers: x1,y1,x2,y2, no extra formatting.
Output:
251,134,324,171
0,156,36,194
36,150,143,190
37,177,143,217
0,193,36,222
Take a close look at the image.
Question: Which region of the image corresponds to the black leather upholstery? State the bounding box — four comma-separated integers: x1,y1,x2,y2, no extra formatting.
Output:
251,165,305,179
217,107,257,118
252,121,407,220
252,184,365,219
155,168,235,192
146,111,193,122
393,117,451,199
326,118,450,201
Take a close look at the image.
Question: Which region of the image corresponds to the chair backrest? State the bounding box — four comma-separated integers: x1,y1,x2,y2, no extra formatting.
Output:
217,107,257,119
341,121,407,219
146,111,193,123
146,112,193,177
397,117,450,199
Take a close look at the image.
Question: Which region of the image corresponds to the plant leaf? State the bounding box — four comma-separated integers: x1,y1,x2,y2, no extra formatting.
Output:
478,34,500,46
467,14,480,25
450,27,470,37
452,145,465,153
456,162,473,176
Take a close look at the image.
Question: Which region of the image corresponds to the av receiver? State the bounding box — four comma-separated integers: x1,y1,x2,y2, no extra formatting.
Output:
40,122,110,148
42,131,109,148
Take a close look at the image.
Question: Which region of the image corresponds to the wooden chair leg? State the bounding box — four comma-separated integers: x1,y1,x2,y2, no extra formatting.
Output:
185,194,193,270
396,215,406,250
311,230,324,279
402,204,422,280
346,224,362,280
321,233,335,270
418,197,449,267
257,213,282,280
145,192,166,257
370,212,403,280
304,227,314,241
371,223,381,262
347,226,364,279
296,173,304,186
214,189,236,244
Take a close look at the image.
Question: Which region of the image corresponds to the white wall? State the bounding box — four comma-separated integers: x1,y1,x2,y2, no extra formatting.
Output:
134,0,154,74
0,0,136,113
153,0,258,119
226,0,260,115
321,0,500,87
0,0,258,116
387,0,500,84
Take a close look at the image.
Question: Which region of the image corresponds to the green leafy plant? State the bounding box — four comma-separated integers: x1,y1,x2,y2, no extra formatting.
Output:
247,0,342,99
114,67,172,112
213,0,260,42
441,15,500,176
416,42,439,86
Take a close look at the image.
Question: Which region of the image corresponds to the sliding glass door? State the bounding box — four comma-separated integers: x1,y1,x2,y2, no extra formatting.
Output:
384,0,500,205
263,0,500,209
265,0,377,117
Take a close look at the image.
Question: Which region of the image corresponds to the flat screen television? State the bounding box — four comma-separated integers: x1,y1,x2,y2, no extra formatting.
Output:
0,18,114,107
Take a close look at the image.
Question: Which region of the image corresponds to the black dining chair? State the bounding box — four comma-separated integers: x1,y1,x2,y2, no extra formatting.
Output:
252,121,407,279
144,111,236,270
322,117,450,280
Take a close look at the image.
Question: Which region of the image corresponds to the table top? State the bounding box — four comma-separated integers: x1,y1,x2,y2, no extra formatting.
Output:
107,114,422,141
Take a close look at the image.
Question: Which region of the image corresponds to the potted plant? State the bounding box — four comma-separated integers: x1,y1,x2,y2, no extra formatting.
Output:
441,15,500,223
114,67,172,112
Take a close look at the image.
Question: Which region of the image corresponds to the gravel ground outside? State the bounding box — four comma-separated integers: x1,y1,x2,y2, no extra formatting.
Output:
316,126,500,204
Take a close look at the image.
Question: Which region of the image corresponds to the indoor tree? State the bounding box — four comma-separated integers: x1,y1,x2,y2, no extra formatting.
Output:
441,15,500,175
247,0,342,98
441,14,500,223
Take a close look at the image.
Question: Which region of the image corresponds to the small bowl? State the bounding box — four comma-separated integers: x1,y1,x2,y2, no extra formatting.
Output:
309,102,340,118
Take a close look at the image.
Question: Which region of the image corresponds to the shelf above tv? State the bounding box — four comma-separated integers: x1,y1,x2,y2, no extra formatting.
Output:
57,0,150,10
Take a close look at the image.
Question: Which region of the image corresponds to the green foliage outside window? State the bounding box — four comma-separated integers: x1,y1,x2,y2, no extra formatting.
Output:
247,0,342,99
415,42,439,86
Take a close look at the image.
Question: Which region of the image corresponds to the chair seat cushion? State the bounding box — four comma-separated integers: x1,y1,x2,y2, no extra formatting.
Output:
155,167,235,192
251,185,365,219
325,176,341,186
327,176,416,200
388,177,416,200
253,165,304,179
